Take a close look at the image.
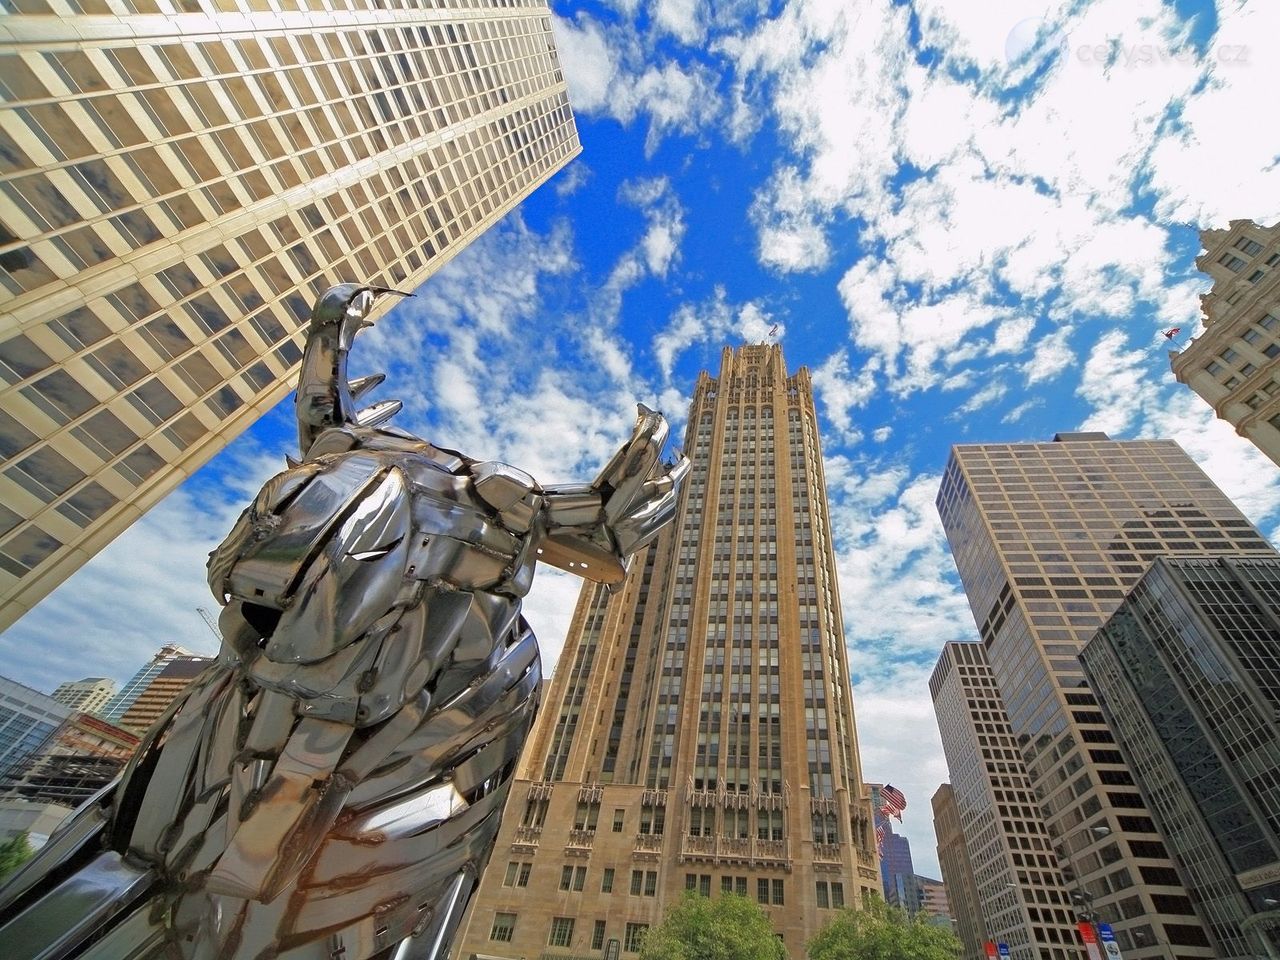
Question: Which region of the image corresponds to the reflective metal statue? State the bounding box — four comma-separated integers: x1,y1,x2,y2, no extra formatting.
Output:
0,284,689,960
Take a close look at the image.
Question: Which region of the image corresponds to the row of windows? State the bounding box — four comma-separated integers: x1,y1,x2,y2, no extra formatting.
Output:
490,913,647,952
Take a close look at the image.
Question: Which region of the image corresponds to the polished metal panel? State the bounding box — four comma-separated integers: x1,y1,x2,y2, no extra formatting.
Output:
0,284,687,960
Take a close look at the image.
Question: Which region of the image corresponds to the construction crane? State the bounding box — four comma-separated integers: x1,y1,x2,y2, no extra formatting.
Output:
196,606,221,644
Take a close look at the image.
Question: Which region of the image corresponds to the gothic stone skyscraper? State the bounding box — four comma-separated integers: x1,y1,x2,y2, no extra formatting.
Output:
457,345,879,959
936,432,1277,959
0,0,580,630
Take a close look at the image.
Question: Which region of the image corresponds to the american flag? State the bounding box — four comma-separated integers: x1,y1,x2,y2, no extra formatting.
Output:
874,822,886,851
880,784,907,821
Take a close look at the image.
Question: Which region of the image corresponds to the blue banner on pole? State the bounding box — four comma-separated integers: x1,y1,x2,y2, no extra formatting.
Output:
1097,924,1115,942
998,944,1011,958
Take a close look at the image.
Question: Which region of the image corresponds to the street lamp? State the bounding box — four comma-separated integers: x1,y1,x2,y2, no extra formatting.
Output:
1055,823,1116,956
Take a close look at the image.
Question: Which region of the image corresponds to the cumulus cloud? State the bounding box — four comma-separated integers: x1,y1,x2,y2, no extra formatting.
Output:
811,350,879,442
1077,329,1280,524
553,13,722,155
652,286,777,381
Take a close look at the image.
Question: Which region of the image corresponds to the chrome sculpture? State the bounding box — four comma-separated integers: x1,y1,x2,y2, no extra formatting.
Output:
0,284,689,960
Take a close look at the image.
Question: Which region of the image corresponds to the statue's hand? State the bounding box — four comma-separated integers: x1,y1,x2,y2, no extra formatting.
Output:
295,284,412,457
595,404,690,557
539,405,690,583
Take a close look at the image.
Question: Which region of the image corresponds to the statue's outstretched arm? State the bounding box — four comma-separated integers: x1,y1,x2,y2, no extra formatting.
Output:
534,404,691,584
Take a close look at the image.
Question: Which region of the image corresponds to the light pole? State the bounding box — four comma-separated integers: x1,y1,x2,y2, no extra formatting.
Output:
1054,824,1113,959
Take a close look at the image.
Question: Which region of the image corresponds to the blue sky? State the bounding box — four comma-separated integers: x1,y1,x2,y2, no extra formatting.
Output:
3,0,1280,881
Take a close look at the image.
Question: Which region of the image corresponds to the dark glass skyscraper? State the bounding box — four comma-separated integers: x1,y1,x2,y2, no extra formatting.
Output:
1081,556,1280,958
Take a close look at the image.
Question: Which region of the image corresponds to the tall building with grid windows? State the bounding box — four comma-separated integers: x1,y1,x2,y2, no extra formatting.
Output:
1171,220,1280,466
932,783,984,960
929,642,1079,960
457,345,880,960
49,676,116,714
0,0,580,631
1080,556,1280,959
936,432,1277,960
100,643,196,724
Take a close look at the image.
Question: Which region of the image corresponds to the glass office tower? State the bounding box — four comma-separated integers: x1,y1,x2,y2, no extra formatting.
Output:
936,432,1276,958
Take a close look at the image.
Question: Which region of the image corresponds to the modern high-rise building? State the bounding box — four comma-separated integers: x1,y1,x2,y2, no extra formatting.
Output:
929,642,1079,960
1080,556,1280,959
936,432,1277,958
49,676,116,715
100,643,195,724
916,875,950,926
868,783,919,913
0,676,71,777
879,828,918,913
116,652,213,733
0,709,139,809
456,344,879,959
1171,220,1280,466
932,783,983,960
0,0,581,631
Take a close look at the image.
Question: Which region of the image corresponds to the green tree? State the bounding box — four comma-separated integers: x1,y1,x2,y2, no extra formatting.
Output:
0,832,33,883
639,892,788,960
807,897,960,960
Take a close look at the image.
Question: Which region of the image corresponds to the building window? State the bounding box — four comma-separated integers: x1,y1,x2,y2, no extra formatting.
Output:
772,879,785,905
490,913,516,942
816,881,829,908
1234,237,1263,256
503,861,531,887
645,870,658,896
1248,269,1265,283
832,882,845,908
685,873,697,891
560,865,586,891
602,868,615,893
757,878,769,904
592,920,606,950
613,808,625,832
624,922,648,953
631,869,644,895
700,873,711,897
549,917,575,948
1218,253,1246,271
722,876,734,894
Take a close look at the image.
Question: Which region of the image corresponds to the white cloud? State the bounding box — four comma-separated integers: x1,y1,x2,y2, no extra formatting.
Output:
1022,326,1076,386
1002,397,1042,424
954,379,1008,416
811,350,879,442
1077,329,1280,525
653,0,705,45
554,160,593,198
652,286,778,381
872,426,893,443
552,14,722,155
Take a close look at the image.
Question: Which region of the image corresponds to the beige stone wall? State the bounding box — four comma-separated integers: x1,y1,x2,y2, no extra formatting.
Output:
1172,219,1280,466
459,345,880,960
